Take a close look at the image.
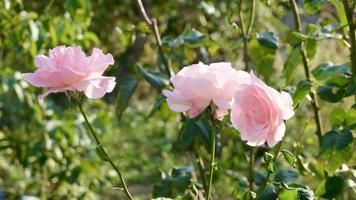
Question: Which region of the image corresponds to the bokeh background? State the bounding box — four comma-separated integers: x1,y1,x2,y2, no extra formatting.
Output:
0,0,355,199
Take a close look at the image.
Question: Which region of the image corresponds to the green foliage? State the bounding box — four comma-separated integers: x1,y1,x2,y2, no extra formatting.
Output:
139,66,170,89
256,32,279,49
1,0,355,199
284,44,301,84
115,74,138,120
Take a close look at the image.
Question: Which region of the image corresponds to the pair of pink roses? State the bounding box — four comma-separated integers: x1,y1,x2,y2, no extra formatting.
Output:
163,62,294,147
23,46,294,147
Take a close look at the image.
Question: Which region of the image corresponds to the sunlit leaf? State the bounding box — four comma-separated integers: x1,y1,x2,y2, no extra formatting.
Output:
284,44,301,84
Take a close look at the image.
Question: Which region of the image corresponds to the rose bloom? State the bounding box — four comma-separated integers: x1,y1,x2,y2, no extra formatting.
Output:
23,46,116,99
231,72,294,147
163,62,249,119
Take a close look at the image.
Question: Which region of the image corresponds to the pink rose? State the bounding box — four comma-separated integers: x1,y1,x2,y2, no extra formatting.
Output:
231,72,294,147
23,46,116,99
163,62,249,119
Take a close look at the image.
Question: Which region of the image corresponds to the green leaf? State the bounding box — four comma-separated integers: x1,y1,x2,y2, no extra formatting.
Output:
279,189,298,200
173,119,196,151
139,66,170,89
263,152,275,173
115,74,138,120
329,0,348,33
293,80,311,107
312,62,350,85
316,85,345,103
304,0,327,14
258,186,277,200
281,149,297,167
330,108,347,126
256,32,279,49
319,129,353,173
96,146,109,161
315,176,344,198
321,129,353,153
181,27,206,47
284,44,301,84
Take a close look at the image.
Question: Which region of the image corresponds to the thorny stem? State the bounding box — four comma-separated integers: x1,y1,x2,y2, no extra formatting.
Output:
342,0,356,101
238,0,256,71
136,0,173,80
256,141,283,199
74,96,135,200
289,0,323,146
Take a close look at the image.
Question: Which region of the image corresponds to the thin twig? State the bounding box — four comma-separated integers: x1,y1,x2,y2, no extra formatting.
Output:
74,96,135,200
136,0,173,79
238,0,256,71
289,0,323,145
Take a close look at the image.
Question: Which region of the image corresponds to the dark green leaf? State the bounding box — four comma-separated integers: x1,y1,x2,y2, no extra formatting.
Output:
316,85,345,103
319,129,353,173
256,32,279,49
139,66,170,89
293,80,311,107
258,186,277,200
315,176,344,198
284,44,301,84
173,119,196,151
275,170,298,183
321,129,353,153
115,74,138,120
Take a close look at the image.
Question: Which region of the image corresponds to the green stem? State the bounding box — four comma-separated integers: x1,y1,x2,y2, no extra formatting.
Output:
74,97,134,200
207,121,216,200
248,148,255,191
342,0,356,101
289,0,323,146
257,141,283,199
238,0,256,71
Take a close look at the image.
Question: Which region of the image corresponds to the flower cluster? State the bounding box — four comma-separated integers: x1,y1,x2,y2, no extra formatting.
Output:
163,62,294,147
23,46,294,147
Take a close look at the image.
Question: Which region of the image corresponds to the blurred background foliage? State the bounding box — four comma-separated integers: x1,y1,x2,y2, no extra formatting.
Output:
0,0,355,199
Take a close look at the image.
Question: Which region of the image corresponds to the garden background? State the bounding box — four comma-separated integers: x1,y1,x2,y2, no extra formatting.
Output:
0,0,355,199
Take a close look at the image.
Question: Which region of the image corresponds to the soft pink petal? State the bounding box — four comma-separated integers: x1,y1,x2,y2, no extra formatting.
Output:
279,91,295,120
162,90,191,112
73,76,116,99
87,48,114,75
35,55,55,69
267,122,285,147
